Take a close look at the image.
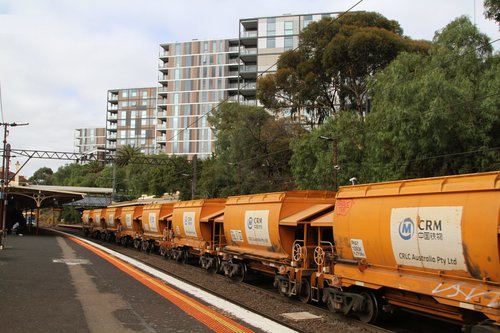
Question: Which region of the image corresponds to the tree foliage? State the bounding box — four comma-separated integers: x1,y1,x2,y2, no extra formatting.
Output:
29,167,54,185
257,12,430,127
290,112,366,190
484,0,500,23
198,102,302,197
364,16,499,181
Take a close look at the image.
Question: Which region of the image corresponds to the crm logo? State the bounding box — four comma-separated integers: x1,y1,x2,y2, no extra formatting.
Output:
247,217,253,229
398,218,415,240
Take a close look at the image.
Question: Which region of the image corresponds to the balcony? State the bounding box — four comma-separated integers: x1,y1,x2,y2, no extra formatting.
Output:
159,75,169,82
240,65,257,73
229,46,239,53
228,83,239,90
107,133,117,139
241,31,257,38
240,82,257,90
157,98,168,106
158,87,169,95
108,105,118,111
156,136,167,143
157,110,167,118
159,50,169,58
228,70,239,77
108,95,118,102
156,123,167,130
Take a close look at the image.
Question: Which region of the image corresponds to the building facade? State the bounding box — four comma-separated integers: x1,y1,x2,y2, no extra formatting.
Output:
238,12,337,104
156,12,337,158
156,38,240,159
74,127,106,155
106,87,157,156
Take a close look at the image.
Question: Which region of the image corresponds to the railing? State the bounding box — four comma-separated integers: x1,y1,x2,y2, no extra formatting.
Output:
240,48,257,55
228,71,239,77
229,46,239,52
156,123,167,130
108,105,118,111
240,65,257,73
157,99,168,105
241,31,257,38
240,82,256,90
108,95,118,101
158,87,169,93
157,111,167,118
156,136,167,142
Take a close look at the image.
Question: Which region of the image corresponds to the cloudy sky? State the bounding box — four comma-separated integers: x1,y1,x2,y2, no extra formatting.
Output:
0,0,498,178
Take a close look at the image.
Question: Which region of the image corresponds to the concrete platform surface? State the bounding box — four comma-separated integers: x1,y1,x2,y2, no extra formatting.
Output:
0,230,294,333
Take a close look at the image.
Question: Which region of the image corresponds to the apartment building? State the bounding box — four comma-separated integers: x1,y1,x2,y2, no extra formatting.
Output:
106,87,157,156
238,12,337,104
74,127,106,155
156,12,338,158
157,38,239,159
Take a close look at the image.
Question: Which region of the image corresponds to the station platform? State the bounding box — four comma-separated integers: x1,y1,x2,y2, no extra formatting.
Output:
0,229,296,333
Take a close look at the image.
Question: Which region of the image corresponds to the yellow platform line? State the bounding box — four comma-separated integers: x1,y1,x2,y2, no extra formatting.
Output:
69,237,254,333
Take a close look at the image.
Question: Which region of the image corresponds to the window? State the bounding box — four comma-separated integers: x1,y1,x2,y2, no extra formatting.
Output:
267,17,276,36
129,130,135,137
130,90,137,97
119,119,126,126
141,100,148,106
129,101,137,107
284,36,293,50
130,119,136,128
141,118,147,125
303,15,312,28
122,90,128,98
141,130,146,137
120,101,128,107
141,110,147,118
141,91,148,99
284,21,293,35
119,139,126,145
267,37,276,48
131,111,137,118
119,130,126,138
120,111,127,119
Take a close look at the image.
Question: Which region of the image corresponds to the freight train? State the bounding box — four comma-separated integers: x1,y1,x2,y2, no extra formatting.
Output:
82,171,500,332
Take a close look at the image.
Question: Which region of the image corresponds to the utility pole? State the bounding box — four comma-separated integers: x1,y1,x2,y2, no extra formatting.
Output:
0,122,29,248
319,136,339,190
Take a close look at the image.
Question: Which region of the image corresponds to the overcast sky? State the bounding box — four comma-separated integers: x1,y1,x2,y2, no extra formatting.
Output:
0,0,498,178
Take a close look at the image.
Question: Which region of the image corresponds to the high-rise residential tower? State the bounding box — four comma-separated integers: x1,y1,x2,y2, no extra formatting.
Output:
156,12,337,159
74,127,106,155
156,38,239,159
106,87,157,156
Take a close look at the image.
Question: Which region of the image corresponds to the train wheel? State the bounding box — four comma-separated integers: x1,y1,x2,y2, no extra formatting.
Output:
298,278,311,303
120,237,127,247
231,263,247,282
208,257,220,274
105,233,111,242
159,246,167,257
356,292,379,324
133,238,141,250
182,250,190,264
141,240,150,252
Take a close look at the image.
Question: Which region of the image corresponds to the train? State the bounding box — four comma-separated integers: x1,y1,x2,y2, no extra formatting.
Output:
81,171,500,332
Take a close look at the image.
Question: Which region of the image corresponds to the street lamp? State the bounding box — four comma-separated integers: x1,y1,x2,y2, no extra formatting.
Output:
318,135,339,190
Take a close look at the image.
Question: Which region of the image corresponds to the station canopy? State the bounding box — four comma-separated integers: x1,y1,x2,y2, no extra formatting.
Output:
7,184,113,209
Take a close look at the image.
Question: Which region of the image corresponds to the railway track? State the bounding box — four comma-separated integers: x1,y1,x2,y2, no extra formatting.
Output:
55,226,462,333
